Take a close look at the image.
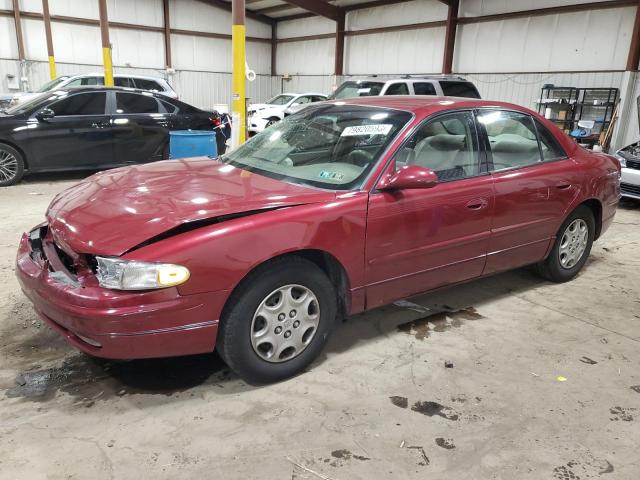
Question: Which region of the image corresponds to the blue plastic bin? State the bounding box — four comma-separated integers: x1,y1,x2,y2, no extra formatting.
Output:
169,130,217,159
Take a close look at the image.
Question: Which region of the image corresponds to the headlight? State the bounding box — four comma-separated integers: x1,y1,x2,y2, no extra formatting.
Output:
615,153,627,168
95,256,190,290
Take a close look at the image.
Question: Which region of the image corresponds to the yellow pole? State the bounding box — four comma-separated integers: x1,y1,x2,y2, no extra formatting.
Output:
232,0,246,145
42,0,56,79
98,0,114,86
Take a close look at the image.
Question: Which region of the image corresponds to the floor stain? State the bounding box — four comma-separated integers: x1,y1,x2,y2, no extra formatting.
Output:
330,449,369,462
609,406,637,422
411,401,459,421
553,461,581,480
434,437,455,450
579,356,598,365
406,445,430,466
389,395,408,409
397,306,484,340
630,385,640,394
5,352,233,402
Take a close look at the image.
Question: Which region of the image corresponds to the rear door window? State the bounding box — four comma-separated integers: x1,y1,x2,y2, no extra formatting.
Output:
49,92,107,116
479,110,542,171
115,93,161,114
66,76,104,87
385,83,410,95
114,77,135,88
440,81,480,98
133,79,163,92
413,82,437,95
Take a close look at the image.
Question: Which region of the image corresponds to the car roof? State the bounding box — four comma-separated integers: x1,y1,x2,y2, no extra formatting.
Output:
63,72,166,81
326,95,534,116
343,76,470,83
280,92,327,97
54,86,171,98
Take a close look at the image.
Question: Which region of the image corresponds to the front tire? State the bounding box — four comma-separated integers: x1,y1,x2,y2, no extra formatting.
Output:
536,205,595,282
217,257,337,384
0,143,25,186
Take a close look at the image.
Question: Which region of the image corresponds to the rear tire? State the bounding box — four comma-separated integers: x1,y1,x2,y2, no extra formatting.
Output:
217,257,337,384
535,205,595,282
0,143,25,186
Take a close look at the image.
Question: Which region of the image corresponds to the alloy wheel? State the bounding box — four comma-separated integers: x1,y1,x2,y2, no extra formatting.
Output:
558,218,588,269
250,284,320,363
0,148,18,183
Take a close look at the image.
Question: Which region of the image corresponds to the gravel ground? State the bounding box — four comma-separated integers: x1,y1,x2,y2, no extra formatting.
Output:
0,173,639,480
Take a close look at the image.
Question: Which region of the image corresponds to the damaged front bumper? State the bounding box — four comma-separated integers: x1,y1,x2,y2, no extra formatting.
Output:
15,225,227,359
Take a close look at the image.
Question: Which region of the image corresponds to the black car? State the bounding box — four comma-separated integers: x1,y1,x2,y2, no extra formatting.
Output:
0,87,226,186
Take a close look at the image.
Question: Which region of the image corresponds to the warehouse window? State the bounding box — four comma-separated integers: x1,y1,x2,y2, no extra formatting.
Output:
116,93,160,114
49,92,106,116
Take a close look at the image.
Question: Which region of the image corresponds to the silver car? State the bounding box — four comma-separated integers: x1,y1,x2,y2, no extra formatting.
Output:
615,142,640,200
4,73,177,108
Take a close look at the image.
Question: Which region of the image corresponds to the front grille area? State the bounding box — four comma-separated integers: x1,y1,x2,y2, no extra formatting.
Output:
621,182,640,196
54,242,77,275
626,158,640,170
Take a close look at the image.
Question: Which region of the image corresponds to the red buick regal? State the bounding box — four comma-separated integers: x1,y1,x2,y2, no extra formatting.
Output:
16,97,620,383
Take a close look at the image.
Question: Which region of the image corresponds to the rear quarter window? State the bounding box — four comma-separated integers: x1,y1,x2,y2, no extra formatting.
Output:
133,79,164,92
440,81,480,98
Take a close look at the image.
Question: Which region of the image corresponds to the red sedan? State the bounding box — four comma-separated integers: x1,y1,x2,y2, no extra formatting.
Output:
16,97,620,383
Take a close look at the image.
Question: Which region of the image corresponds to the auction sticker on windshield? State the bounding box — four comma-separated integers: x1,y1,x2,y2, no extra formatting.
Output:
341,124,393,136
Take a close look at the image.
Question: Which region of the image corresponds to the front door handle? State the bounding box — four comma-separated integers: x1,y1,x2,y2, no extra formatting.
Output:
466,198,489,210
556,184,572,190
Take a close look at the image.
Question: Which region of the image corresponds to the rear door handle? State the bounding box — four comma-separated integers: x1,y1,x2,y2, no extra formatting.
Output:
91,121,110,128
556,184,572,190
466,198,489,210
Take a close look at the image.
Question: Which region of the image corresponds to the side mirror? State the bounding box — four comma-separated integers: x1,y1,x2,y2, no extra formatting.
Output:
35,108,55,121
378,165,438,191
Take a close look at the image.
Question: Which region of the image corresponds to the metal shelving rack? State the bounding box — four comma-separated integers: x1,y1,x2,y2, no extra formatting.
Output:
536,86,579,133
570,87,619,148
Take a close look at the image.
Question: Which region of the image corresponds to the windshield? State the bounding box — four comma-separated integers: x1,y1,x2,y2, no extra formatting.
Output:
36,76,70,93
222,104,411,190
267,94,295,105
331,81,384,100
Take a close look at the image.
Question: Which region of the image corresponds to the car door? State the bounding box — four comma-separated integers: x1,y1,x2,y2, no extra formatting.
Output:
26,91,112,170
110,91,170,164
365,110,494,308
478,109,580,274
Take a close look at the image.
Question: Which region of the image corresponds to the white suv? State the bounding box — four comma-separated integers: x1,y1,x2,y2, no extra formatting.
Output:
330,76,481,99
7,73,177,107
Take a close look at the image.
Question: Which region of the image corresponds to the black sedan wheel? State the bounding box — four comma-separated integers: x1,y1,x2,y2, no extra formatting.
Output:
0,143,25,187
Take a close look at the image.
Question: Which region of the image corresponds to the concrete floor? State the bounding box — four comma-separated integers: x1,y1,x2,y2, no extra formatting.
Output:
1,173,639,480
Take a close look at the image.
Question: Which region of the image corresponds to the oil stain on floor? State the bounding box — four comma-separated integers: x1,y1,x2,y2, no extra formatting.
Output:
5,352,234,403
397,306,485,340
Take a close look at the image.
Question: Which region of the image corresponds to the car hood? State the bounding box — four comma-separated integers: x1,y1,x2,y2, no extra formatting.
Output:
250,103,284,113
46,157,336,256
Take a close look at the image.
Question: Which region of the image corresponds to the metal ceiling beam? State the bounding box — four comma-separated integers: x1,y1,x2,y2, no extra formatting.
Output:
281,0,342,21
12,0,25,61
627,2,640,70
196,0,274,25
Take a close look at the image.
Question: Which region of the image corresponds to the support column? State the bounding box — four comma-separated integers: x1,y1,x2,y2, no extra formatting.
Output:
163,0,172,68
42,0,56,79
271,21,277,76
98,0,114,86
13,0,27,91
442,0,458,74
627,2,640,71
232,0,247,146
335,13,345,76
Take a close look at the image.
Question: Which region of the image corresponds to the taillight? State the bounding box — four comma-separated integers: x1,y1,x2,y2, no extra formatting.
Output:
210,117,221,127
